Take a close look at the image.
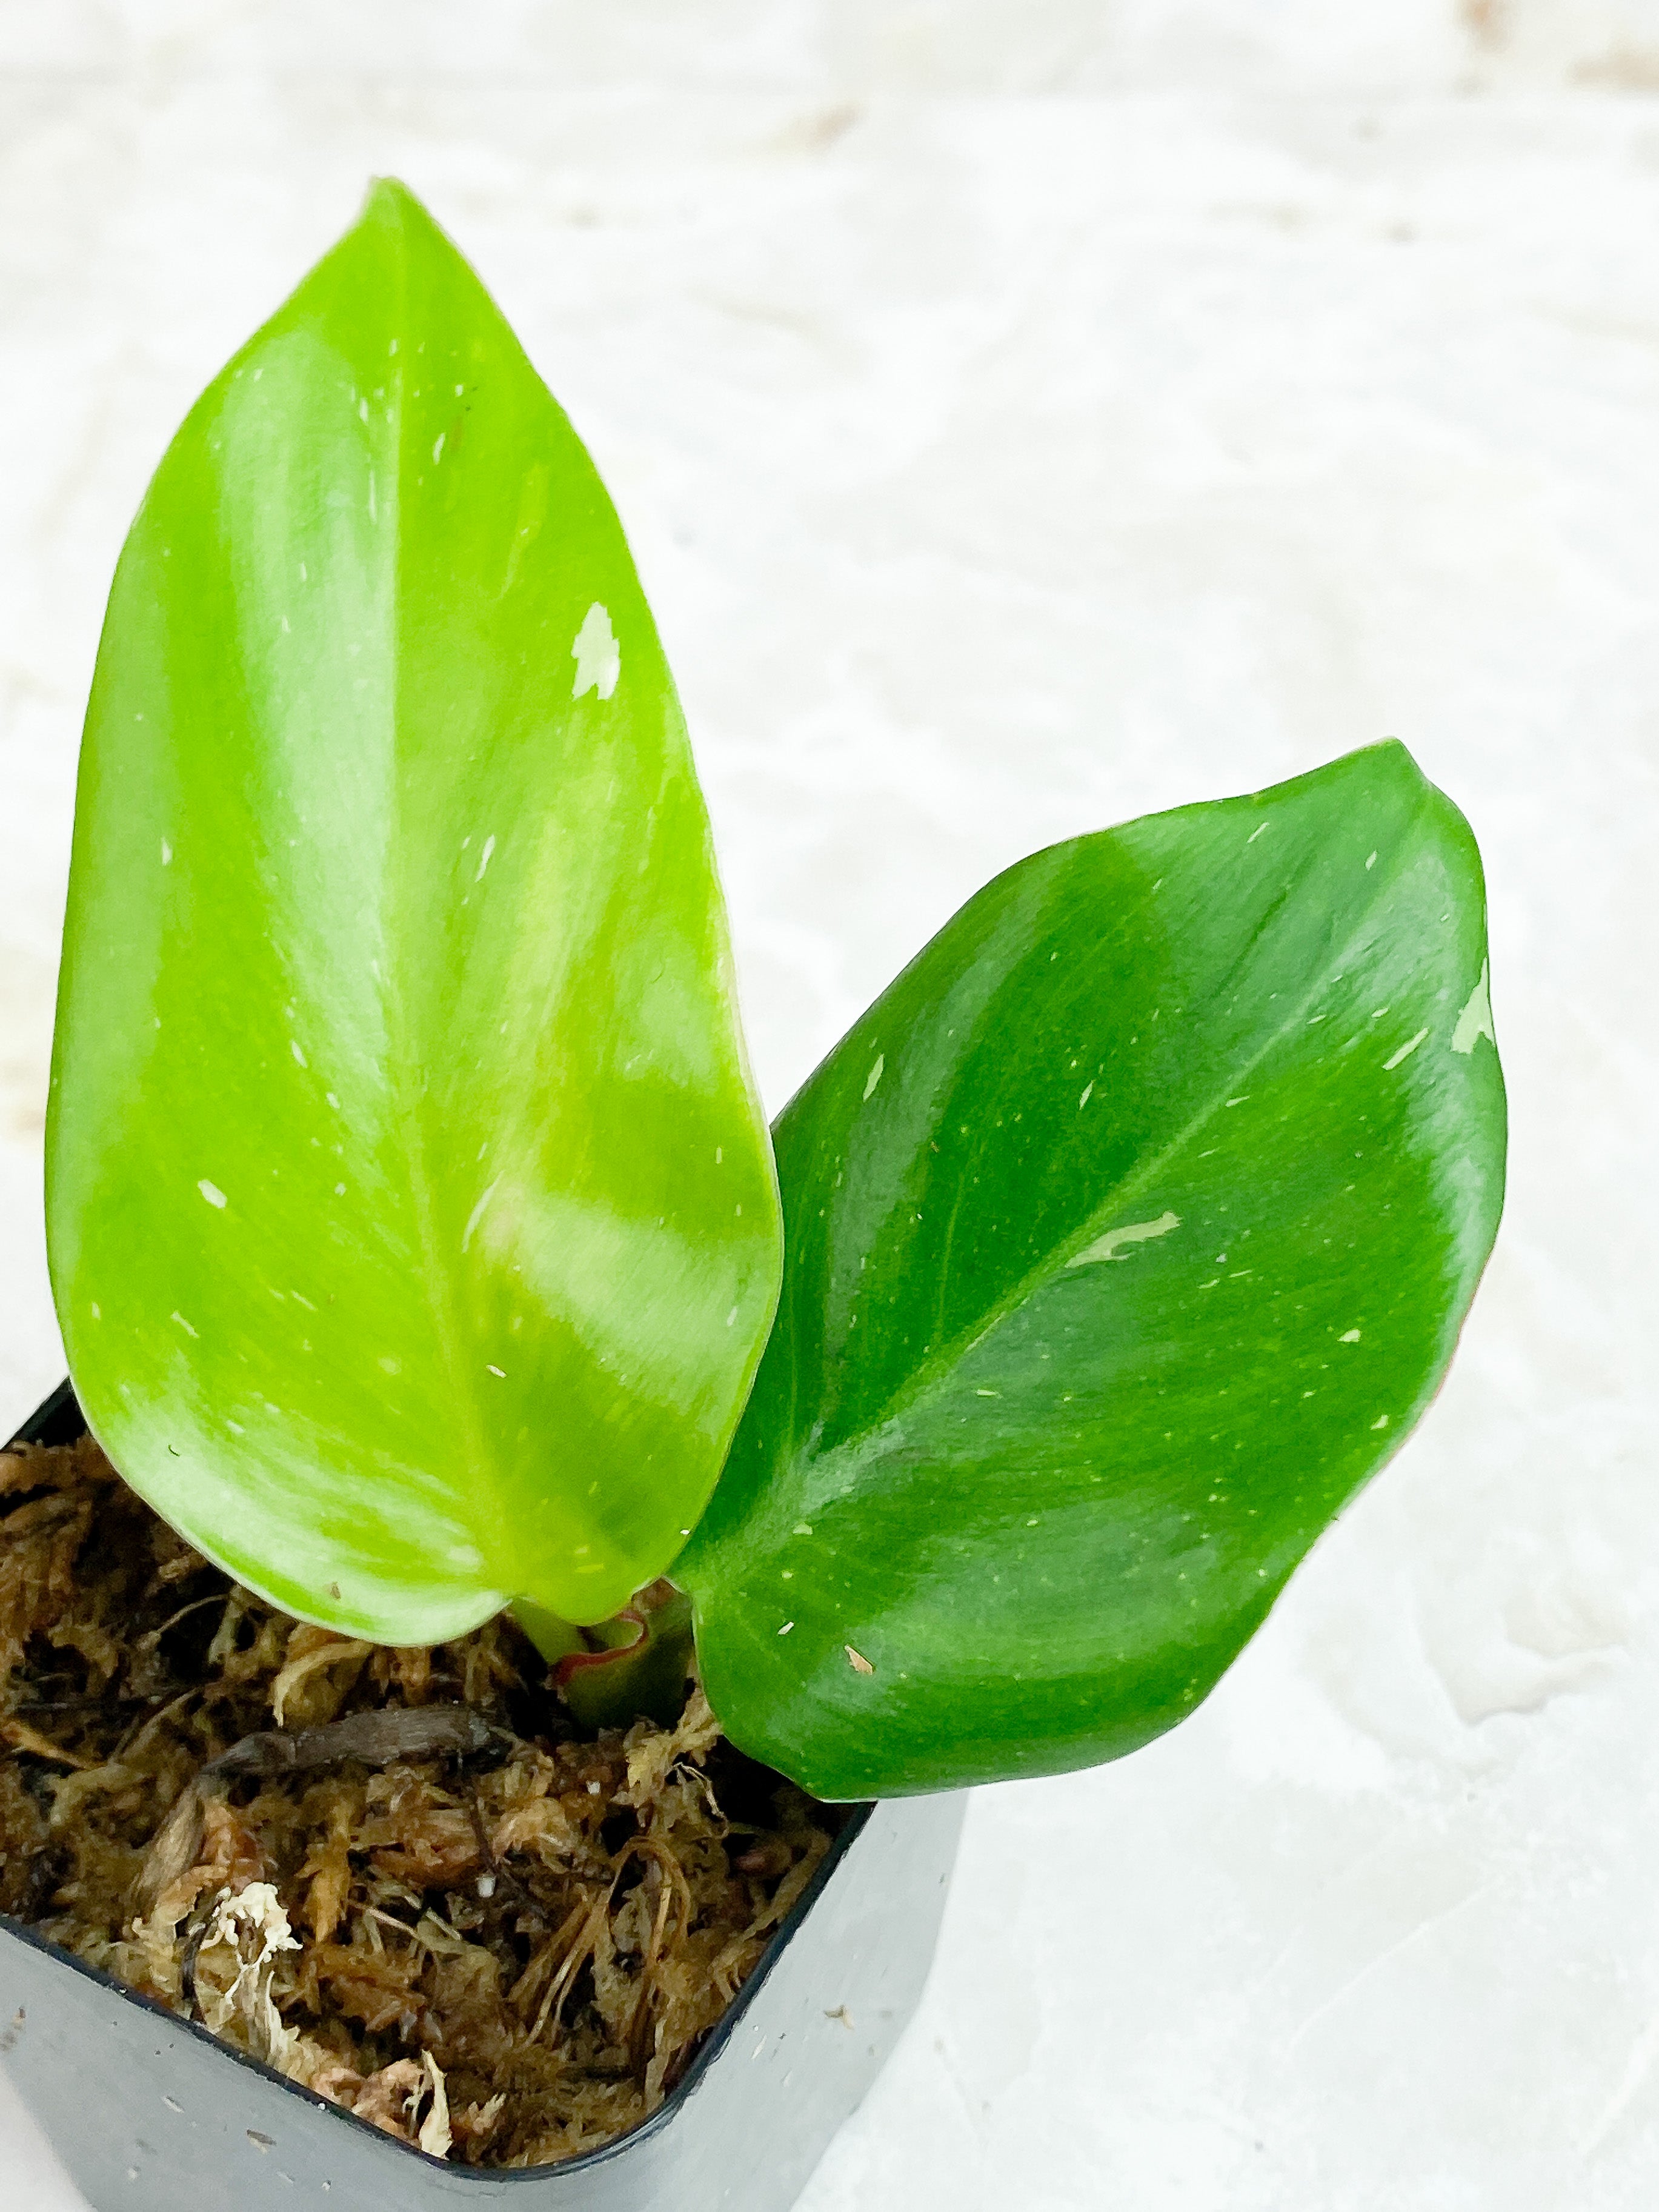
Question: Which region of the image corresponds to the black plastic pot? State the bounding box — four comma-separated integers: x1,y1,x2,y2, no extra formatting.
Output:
1,1383,964,2212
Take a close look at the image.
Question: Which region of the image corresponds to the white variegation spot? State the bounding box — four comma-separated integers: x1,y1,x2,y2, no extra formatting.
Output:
571,602,620,700
1068,1210,1182,1268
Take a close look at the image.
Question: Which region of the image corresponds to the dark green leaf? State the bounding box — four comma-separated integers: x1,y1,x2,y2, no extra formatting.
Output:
680,743,1505,1799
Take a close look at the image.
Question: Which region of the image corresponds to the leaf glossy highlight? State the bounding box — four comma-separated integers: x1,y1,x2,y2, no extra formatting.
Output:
682,744,1506,1799
47,182,782,1641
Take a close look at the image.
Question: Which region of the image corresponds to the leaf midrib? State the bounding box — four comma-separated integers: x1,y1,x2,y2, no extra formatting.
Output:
366,251,509,1596
794,798,1438,1489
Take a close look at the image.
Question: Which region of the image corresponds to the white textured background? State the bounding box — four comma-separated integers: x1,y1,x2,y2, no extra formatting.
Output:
4,6,1659,2207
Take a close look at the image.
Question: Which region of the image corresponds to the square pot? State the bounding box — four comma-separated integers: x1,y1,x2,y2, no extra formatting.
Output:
1,1382,964,2212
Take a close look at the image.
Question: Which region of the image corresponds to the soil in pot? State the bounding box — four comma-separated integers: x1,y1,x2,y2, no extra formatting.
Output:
0,1428,838,2167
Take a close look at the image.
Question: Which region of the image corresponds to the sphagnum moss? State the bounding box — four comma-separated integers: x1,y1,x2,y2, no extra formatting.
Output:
0,1432,833,2168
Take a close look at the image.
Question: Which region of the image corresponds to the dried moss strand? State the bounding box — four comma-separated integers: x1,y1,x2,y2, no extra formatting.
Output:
0,1434,834,2170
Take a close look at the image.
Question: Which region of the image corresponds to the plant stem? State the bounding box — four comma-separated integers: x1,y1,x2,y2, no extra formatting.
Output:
510,1600,585,1665
511,1586,696,1730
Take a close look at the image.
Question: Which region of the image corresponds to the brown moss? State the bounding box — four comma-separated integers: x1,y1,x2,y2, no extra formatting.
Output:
0,1433,834,2167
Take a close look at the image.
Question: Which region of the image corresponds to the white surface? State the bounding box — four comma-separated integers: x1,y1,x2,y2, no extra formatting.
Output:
4,7,1659,2207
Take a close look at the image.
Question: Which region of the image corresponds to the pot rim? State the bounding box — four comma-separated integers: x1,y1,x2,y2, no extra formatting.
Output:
2,1377,874,2185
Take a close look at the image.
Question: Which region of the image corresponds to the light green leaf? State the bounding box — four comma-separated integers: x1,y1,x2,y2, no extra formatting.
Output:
47,181,781,1641
681,743,1505,1799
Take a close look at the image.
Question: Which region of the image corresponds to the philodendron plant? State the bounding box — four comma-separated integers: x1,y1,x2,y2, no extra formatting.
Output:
45,182,1506,1809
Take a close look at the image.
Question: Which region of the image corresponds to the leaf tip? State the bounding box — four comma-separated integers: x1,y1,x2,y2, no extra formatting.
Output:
359,174,430,231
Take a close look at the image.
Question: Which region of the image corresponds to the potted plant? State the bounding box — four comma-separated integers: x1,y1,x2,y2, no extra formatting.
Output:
1,181,1505,2211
